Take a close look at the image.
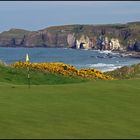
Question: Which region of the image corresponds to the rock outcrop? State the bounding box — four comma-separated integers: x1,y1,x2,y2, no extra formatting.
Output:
96,36,121,51
0,22,140,52
127,41,140,52
67,33,76,48
134,41,140,52
76,35,90,49
110,38,121,50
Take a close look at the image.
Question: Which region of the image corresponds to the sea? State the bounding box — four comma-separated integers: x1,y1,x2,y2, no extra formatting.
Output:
0,47,139,72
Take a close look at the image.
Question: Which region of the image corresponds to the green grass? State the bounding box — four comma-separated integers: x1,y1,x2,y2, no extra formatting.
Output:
0,28,30,39
0,64,87,85
0,64,140,138
0,80,140,138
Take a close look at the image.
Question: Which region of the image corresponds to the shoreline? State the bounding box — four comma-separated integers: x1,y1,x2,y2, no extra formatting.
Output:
0,47,139,73
112,50,140,58
0,46,139,60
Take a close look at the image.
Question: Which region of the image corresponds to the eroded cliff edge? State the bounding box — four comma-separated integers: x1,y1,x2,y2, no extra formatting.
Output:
0,22,140,52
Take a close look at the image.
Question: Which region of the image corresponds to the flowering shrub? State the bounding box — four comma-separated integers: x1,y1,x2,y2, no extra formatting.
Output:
12,61,114,80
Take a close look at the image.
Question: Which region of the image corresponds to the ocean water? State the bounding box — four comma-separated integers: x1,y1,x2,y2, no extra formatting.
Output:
0,47,139,72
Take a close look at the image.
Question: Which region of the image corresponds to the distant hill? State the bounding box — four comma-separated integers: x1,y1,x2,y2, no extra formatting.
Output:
0,28,30,38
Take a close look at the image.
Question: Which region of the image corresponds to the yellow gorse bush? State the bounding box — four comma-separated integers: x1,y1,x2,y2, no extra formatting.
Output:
12,61,114,80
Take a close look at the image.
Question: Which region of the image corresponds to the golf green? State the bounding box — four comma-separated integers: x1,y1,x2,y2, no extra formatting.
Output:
0,80,140,138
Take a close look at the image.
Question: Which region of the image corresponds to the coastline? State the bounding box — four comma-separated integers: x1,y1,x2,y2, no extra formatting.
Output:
112,50,140,58
0,47,139,73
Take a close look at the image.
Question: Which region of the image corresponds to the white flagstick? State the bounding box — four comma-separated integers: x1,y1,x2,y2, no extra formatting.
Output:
26,53,30,88
27,67,30,88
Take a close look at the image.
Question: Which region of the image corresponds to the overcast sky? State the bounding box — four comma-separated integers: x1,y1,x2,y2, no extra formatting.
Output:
0,1,140,32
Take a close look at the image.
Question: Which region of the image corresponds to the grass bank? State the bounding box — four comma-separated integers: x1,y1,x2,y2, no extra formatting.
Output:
106,63,140,79
0,64,87,85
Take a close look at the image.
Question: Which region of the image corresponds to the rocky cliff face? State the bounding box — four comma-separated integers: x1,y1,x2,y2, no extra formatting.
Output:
67,33,76,48
76,35,90,49
0,22,140,51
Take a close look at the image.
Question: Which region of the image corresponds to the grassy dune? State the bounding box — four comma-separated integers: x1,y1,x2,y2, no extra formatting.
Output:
106,63,140,79
0,80,140,138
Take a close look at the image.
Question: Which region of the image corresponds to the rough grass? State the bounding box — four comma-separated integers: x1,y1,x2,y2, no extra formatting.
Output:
106,63,140,79
0,80,140,138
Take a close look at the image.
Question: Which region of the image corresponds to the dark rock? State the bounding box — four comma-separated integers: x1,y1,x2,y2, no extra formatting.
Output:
97,56,105,59
134,41,140,52
127,44,134,51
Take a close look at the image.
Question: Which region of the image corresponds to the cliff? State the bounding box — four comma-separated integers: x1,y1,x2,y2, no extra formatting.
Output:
0,22,140,51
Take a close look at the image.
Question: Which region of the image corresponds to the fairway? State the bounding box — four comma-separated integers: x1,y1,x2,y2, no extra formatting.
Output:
0,80,140,139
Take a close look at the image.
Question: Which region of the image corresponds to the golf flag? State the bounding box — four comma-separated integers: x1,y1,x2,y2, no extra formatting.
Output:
26,53,29,62
26,53,30,88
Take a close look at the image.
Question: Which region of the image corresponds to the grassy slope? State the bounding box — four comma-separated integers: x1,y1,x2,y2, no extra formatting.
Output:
0,28,30,39
0,64,87,85
0,80,140,138
106,63,140,79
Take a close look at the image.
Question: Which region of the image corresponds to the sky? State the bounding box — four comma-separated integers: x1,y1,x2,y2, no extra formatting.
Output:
0,1,140,32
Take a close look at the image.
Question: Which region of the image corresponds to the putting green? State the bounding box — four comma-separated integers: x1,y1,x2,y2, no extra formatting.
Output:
0,80,140,138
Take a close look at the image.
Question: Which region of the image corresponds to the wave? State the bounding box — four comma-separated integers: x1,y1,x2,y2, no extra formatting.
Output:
98,50,120,55
102,66,122,72
86,63,122,72
74,63,122,72
120,53,132,57
86,63,115,67
99,50,112,54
